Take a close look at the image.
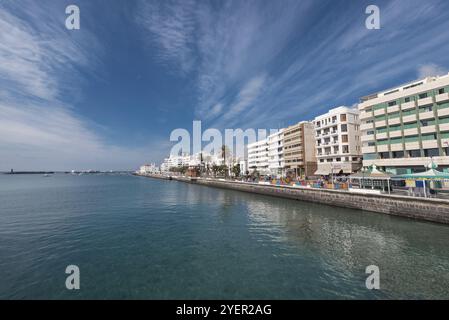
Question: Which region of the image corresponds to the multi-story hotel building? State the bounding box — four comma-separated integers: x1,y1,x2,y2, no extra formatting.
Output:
358,74,449,174
282,121,316,177
247,138,270,175
314,107,362,175
267,129,284,176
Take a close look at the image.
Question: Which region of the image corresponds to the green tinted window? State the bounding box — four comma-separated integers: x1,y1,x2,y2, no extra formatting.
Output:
402,109,416,116
404,135,419,143
403,122,418,129
389,125,401,131
439,117,449,124
388,112,400,119
437,102,449,109
421,133,436,141
390,137,402,144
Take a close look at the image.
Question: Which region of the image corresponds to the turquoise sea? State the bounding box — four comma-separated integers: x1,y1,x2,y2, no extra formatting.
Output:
0,174,448,299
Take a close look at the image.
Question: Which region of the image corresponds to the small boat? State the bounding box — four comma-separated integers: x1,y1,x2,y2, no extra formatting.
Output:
43,174,51,177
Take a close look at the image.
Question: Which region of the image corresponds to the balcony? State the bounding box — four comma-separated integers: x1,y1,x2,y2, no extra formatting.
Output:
403,128,418,136
376,132,388,140
374,109,385,116
362,146,375,154
422,140,438,149
401,101,416,111
419,110,435,120
388,130,400,138
361,135,374,142
438,108,449,117
436,93,449,103
417,96,434,107
390,143,403,151
402,114,417,123
377,145,389,152
375,120,387,127
360,111,372,120
404,142,420,150
420,125,436,134
439,123,449,131
386,105,400,113
360,122,374,131
388,117,401,125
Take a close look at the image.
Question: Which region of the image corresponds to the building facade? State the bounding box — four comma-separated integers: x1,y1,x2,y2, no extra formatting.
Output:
139,163,159,174
267,129,284,176
247,138,270,175
358,74,449,174
282,121,316,177
314,106,362,175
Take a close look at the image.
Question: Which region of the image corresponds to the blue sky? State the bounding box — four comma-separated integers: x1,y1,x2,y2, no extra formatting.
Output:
1,0,449,170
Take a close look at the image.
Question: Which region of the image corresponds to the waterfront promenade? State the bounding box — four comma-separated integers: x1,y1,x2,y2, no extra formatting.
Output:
136,173,449,225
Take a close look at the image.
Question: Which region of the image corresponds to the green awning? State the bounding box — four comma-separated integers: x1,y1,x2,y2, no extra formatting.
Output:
393,168,449,180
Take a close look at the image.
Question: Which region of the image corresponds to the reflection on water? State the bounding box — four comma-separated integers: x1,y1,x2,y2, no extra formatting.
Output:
0,174,448,299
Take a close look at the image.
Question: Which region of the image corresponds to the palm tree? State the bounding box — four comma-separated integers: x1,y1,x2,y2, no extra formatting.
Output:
220,145,231,178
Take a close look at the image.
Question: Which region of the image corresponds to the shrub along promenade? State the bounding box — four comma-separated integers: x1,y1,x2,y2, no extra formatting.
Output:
135,173,449,225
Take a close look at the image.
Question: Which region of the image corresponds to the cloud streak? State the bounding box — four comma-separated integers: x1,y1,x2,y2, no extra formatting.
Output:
0,1,158,170
136,0,449,132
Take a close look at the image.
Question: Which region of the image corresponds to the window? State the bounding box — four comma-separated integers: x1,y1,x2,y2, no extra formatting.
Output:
389,124,401,131
340,114,347,122
342,135,348,143
341,124,348,132
343,146,349,153
388,112,400,119
336,158,341,162
403,122,418,130
419,105,433,113
418,93,428,99
404,97,411,103
388,101,397,107
424,148,440,157
367,130,375,135
408,150,421,158
422,133,437,141
352,157,358,161
368,142,375,146
390,137,402,144
438,88,445,95
392,151,404,158
320,159,324,163
379,152,390,159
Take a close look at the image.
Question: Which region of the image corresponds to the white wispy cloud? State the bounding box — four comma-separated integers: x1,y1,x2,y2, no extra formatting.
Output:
136,0,197,74
0,1,157,170
136,0,449,132
417,64,448,79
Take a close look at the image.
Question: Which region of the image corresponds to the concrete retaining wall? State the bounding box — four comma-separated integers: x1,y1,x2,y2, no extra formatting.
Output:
192,178,449,224
140,174,449,224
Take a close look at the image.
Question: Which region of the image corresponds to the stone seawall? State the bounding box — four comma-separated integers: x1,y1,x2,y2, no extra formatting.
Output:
139,174,449,224
191,178,449,224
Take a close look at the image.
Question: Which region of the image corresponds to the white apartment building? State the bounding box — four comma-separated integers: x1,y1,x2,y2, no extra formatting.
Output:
358,73,449,174
160,154,191,172
314,106,362,175
267,129,284,176
139,163,159,174
247,138,270,175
